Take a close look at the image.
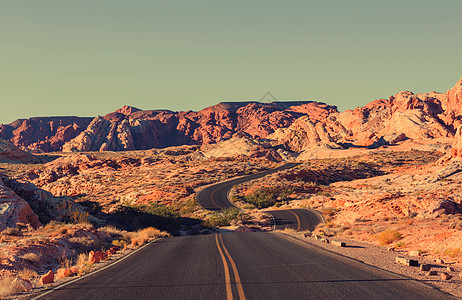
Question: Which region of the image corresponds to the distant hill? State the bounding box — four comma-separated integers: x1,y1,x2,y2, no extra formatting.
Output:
1,76,461,154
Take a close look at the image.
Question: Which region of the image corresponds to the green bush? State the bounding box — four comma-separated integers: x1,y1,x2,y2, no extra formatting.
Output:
205,208,240,227
243,186,293,209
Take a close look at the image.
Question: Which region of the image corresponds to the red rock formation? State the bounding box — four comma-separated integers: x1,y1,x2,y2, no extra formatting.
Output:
0,178,41,231
444,77,462,127
39,270,54,284
89,250,106,263
273,77,462,154
0,138,40,163
2,77,461,154
450,125,462,160
62,101,335,152
0,117,92,153
115,105,142,115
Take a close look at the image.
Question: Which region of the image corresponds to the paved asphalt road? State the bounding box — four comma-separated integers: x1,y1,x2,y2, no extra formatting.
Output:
36,163,454,299
38,232,453,300
196,163,301,211
196,163,323,231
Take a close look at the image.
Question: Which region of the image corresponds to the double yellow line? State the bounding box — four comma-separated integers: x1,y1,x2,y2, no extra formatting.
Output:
288,210,302,231
215,234,247,300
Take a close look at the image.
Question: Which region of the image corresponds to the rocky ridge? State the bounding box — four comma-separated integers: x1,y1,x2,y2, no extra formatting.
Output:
0,138,40,164
1,102,337,153
0,117,93,153
0,178,41,230
271,77,462,157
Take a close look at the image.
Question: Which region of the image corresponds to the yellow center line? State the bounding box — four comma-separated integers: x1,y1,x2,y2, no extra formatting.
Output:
288,210,302,231
219,234,247,300
215,234,233,300
210,188,220,209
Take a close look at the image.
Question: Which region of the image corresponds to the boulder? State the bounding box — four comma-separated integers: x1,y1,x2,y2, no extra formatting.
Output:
89,251,106,263
39,270,54,284
0,179,41,231
13,277,32,292
441,272,452,281
57,268,72,279
420,264,432,272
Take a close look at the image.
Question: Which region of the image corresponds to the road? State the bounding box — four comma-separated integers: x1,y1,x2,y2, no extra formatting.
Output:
39,232,453,300
196,163,323,231
37,163,454,299
196,163,301,211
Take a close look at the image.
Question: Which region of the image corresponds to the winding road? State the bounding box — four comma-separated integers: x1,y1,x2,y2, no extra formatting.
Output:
36,163,455,299
196,163,323,231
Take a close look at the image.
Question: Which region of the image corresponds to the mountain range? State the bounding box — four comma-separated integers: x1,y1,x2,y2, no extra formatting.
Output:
1,77,461,156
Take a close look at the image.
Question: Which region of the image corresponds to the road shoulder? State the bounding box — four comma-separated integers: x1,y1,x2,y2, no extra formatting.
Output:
279,231,461,298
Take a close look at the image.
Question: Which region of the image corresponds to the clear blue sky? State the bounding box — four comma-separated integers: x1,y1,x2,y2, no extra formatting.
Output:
1,0,461,124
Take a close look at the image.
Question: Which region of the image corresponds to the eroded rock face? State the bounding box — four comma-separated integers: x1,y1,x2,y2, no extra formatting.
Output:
0,117,92,153
0,178,41,231
272,77,462,154
61,101,336,152
0,138,40,163
450,125,462,160
2,77,462,154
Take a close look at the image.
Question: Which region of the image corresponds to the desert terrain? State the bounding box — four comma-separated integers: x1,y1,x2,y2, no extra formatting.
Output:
0,77,461,298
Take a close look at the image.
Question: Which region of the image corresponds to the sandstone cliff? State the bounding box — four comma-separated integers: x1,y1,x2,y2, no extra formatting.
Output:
272,77,462,155
0,117,92,153
61,101,336,152
0,178,41,231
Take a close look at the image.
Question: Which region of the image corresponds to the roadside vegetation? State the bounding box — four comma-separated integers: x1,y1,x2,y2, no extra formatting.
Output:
242,186,294,209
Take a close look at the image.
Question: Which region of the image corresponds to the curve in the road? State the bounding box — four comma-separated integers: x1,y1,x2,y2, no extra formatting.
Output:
196,163,323,231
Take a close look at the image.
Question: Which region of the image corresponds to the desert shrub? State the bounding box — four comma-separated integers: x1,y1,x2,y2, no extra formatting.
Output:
98,226,129,240
376,229,402,245
242,203,256,210
1,227,21,236
18,268,37,281
59,253,72,269
76,253,93,276
21,252,41,264
243,187,293,209
236,212,252,224
205,208,240,227
0,276,25,298
70,209,90,224
129,203,181,220
44,220,67,231
130,227,170,247
111,239,126,248
444,248,461,258
395,241,406,248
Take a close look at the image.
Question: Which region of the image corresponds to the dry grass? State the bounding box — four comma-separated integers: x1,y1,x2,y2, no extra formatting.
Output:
0,276,25,298
18,268,38,281
21,252,41,264
59,253,72,270
130,227,169,247
76,253,93,276
376,229,403,245
98,225,130,241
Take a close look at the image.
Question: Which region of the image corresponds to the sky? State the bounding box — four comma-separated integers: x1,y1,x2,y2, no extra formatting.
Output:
1,0,461,124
